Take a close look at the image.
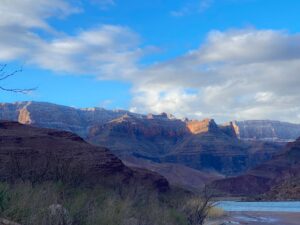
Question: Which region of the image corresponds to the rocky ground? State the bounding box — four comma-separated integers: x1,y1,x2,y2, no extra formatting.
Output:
206,211,300,225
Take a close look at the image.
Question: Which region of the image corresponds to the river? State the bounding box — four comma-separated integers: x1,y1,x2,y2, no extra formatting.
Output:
205,201,300,225
217,201,300,212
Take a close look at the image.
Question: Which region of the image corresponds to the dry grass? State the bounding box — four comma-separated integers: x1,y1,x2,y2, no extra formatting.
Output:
207,207,225,219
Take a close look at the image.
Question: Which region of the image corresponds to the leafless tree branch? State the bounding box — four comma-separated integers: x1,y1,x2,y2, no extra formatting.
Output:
184,186,217,225
0,64,37,94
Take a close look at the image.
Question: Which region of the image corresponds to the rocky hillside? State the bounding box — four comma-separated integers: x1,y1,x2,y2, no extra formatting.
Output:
0,101,284,177
0,121,169,191
2,102,300,142
232,120,300,142
163,120,282,175
211,137,300,199
89,116,282,175
0,101,140,137
87,113,188,157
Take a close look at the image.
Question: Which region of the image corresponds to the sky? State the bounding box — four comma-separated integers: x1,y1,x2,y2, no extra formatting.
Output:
1,0,300,123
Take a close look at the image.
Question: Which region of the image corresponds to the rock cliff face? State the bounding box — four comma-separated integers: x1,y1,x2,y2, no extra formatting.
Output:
88,113,188,157
0,121,169,191
0,101,140,138
88,116,282,175
2,102,300,143
0,102,283,176
162,123,282,175
211,137,300,199
232,120,300,142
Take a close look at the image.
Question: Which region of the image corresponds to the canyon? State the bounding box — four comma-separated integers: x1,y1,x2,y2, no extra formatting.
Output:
0,121,169,191
1,101,298,192
0,102,285,176
211,136,300,199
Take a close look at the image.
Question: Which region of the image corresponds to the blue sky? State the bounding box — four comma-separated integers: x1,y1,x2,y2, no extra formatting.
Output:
1,0,300,122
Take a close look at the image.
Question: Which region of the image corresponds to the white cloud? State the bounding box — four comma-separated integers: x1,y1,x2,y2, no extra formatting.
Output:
30,25,142,78
0,0,141,79
255,92,274,103
129,29,300,123
0,0,79,31
131,88,199,118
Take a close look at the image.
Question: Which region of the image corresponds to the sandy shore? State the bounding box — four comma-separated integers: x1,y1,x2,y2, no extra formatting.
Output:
206,211,300,225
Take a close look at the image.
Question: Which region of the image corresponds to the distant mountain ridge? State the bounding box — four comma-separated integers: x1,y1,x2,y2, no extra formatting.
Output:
231,120,300,142
76,111,281,175
2,101,300,142
0,101,142,137
0,101,285,176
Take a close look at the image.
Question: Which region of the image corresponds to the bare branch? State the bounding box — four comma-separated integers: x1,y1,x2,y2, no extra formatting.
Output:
0,65,36,94
0,68,23,81
0,64,7,73
183,186,218,225
0,86,37,94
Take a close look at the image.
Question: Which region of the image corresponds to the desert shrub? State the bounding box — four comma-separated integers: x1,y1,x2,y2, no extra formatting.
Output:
183,189,217,225
0,181,219,225
1,181,62,224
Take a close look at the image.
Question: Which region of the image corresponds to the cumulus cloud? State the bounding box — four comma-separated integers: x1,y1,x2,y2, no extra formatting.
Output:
0,0,79,31
130,29,300,123
0,0,141,78
30,26,142,77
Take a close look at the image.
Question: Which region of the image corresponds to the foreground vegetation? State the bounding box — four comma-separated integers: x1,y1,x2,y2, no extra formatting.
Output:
0,181,224,225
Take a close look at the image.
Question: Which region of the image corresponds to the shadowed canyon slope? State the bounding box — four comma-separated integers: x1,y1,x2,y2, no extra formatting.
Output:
211,137,300,199
0,121,169,191
0,102,284,176
88,115,282,175
123,156,224,192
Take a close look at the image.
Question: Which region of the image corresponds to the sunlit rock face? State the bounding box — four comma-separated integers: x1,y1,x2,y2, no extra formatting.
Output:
0,101,283,176
88,116,282,175
187,118,219,134
232,120,300,142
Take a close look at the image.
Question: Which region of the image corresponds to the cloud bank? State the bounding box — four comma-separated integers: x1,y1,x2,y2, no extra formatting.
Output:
131,29,300,122
1,1,300,123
